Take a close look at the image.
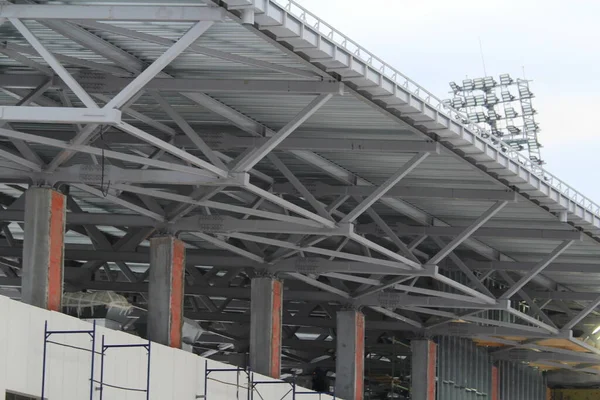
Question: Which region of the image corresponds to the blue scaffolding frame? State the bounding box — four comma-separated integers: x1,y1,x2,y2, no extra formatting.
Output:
97,335,151,400
202,360,335,400
41,320,97,400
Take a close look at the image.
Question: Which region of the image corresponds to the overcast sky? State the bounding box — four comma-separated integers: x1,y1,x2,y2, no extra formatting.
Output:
294,0,600,202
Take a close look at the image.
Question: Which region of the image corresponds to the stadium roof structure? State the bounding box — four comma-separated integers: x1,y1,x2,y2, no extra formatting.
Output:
1,0,600,377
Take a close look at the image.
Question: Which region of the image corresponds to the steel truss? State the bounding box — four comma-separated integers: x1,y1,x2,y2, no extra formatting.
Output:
0,1,598,379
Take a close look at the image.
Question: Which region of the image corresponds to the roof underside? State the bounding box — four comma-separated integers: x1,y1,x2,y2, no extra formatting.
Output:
0,0,599,381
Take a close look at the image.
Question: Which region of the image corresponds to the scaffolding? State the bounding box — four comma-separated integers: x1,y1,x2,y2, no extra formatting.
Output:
97,335,151,400
40,321,151,400
202,360,335,400
41,320,97,400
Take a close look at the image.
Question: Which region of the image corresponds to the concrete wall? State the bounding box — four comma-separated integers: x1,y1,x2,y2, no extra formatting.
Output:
0,295,336,400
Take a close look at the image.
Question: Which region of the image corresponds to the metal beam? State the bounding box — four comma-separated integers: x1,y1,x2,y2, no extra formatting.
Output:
1,43,130,76
267,154,333,222
273,182,517,201
232,94,333,172
148,92,226,171
369,306,422,328
0,128,213,177
104,21,214,110
75,20,318,79
433,272,497,305
0,5,227,22
341,152,430,223
497,271,557,330
500,240,575,300
9,18,98,108
450,260,595,273
0,107,118,124
358,224,583,241
226,232,415,271
427,201,508,266
115,122,228,177
432,237,494,298
506,307,560,335
0,73,343,95
562,295,600,331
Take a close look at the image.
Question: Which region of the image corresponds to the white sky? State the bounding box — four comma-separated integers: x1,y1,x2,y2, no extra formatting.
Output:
294,0,600,201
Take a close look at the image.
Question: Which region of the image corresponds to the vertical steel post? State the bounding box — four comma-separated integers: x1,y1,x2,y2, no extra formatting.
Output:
41,320,48,400
99,335,105,400
89,321,96,400
146,340,151,400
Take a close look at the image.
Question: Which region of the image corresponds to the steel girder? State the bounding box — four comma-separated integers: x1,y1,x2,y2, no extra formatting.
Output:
0,3,597,375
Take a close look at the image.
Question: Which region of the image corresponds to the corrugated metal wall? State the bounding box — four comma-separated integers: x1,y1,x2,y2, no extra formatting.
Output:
437,337,547,400
438,336,492,399
498,360,547,400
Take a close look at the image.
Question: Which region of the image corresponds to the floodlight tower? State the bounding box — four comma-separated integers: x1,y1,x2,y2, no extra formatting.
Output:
446,74,543,166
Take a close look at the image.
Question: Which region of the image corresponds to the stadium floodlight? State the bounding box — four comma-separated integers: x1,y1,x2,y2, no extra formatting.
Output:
501,90,515,102
473,77,485,90
507,125,521,135
499,73,513,85
449,82,462,93
522,103,536,115
505,107,518,119
524,120,539,131
488,109,500,121
486,93,499,105
467,112,487,123
445,72,543,166
452,97,464,108
464,96,477,107
474,94,486,106
519,86,533,98
462,79,474,91
483,76,497,88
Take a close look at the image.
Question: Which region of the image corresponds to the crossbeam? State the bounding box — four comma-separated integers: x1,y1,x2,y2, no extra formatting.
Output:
500,240,574,300
273,182,517,201
358,224,582,240
0,107,119,124
0,5,227,21
0,73,344,95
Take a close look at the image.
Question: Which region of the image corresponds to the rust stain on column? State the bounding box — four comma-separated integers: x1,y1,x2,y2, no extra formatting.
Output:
47,191,65,311
355,312,365,400
169,238,185,348
270,279,282,378
427,341,437,400
491,366,499,400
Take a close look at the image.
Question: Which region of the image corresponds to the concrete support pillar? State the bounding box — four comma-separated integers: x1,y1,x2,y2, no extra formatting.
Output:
250,276,282,378
411,340,437,400
148,236,185,348
492,365,499,400
22,187,66,311
335,309,365,400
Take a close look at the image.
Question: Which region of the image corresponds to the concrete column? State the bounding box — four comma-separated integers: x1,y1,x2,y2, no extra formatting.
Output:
250,276,282,378
411,339,437,400
148,236,185,348
492,365,499,400
22,187,66,311
335,309,365,400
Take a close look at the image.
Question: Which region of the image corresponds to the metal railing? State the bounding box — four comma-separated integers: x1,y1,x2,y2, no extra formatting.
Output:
269,0,600,218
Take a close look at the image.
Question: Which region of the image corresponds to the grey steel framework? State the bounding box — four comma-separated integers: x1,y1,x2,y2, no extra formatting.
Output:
0,0,600,383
